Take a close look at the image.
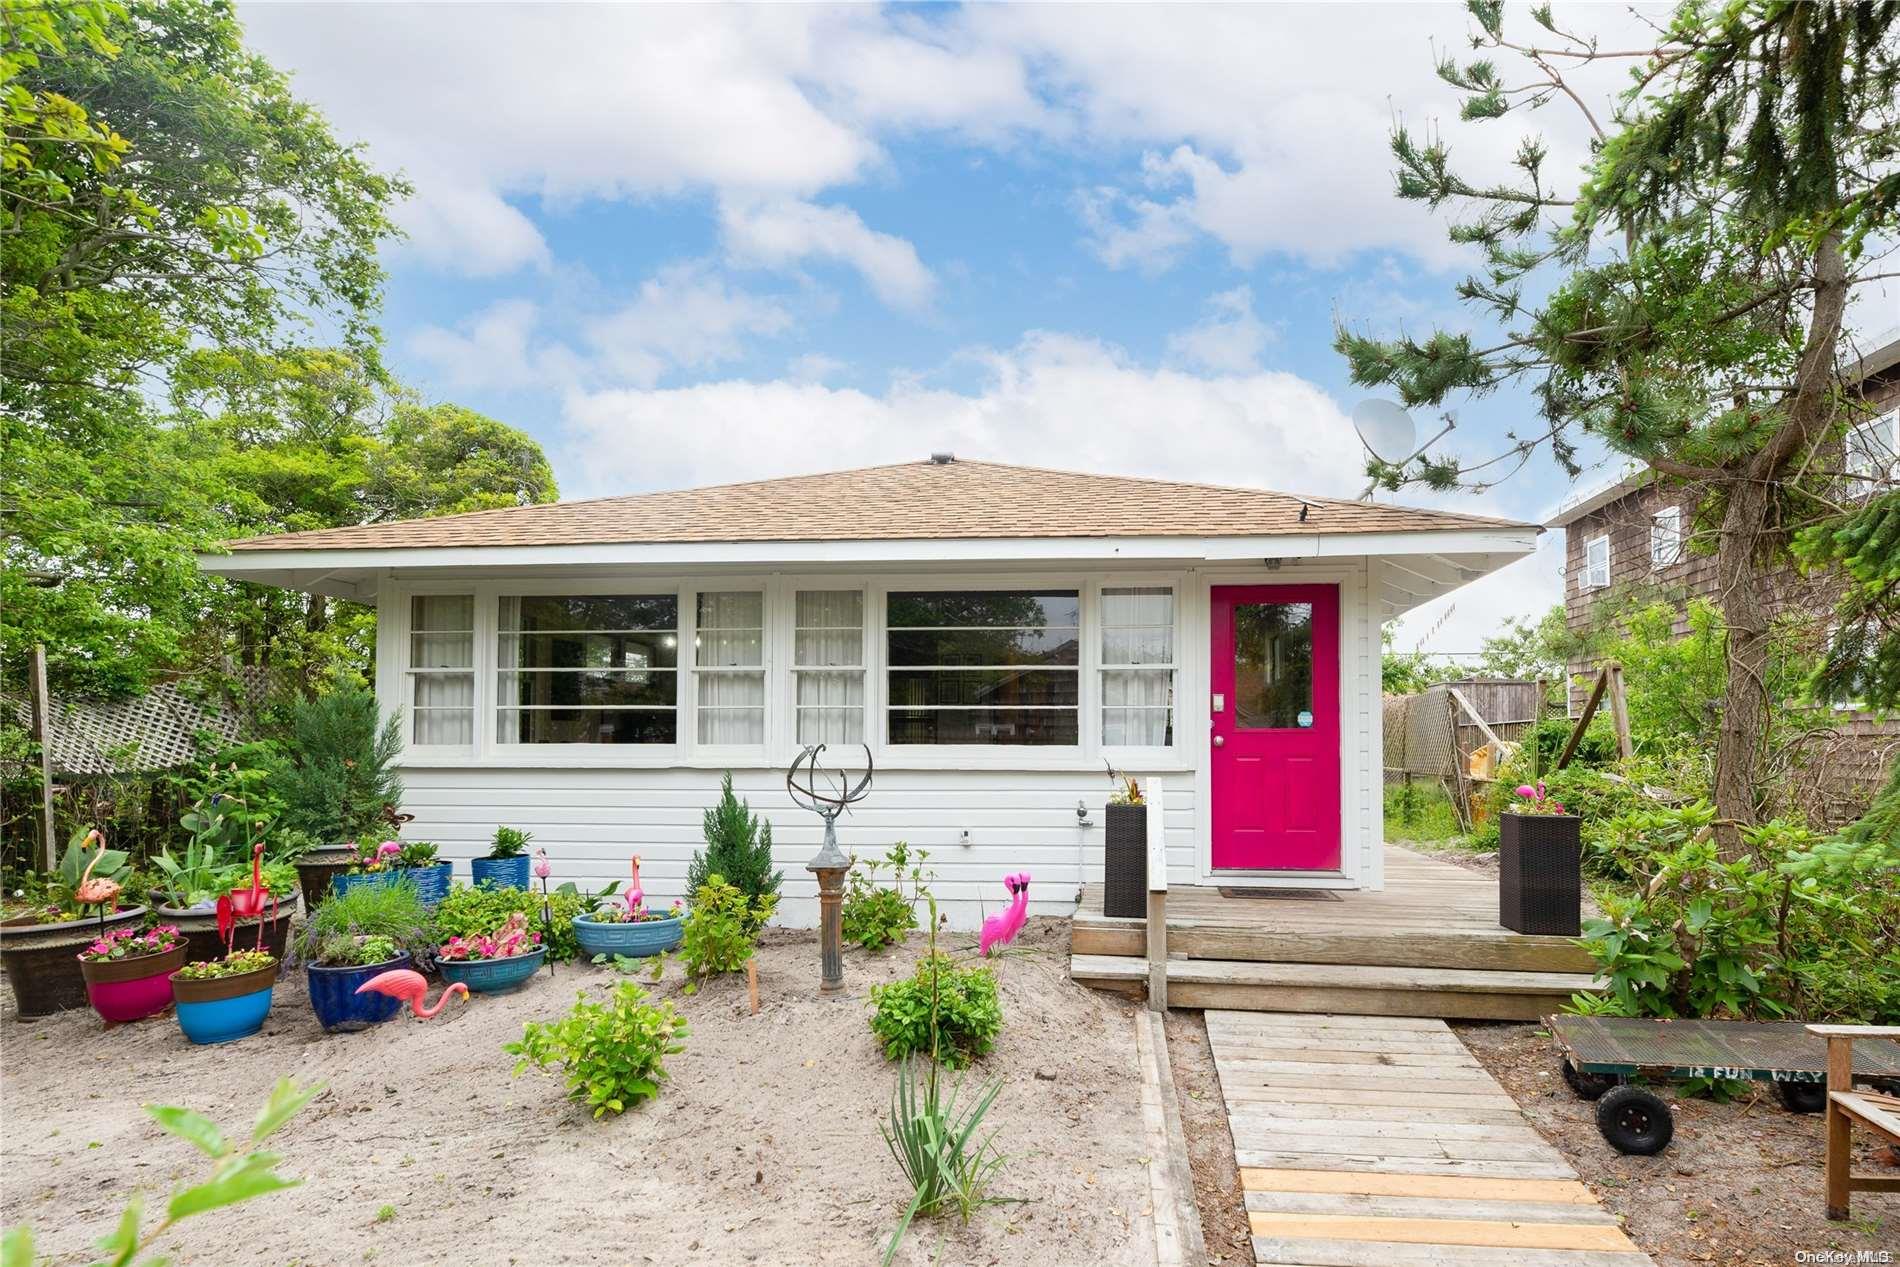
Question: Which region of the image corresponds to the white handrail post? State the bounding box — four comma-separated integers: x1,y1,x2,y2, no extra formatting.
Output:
1146,779,1168,1012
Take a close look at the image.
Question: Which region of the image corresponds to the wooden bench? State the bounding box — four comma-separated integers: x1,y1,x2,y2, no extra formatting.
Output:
1807,1024,1900,1219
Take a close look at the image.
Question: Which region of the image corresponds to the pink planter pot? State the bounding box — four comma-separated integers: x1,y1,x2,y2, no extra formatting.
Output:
81,945,189,1024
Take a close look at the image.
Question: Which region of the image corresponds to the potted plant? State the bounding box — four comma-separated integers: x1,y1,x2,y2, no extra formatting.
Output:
1102,764,1147,919
572,862,684,959
292,879,434,1031
170,950,279,1045
332,838,452,909
1,830,145,1019
78,924,189,1025
1499,780,1582,936
159,858,303,965
435,911,547,995
471,826,532,891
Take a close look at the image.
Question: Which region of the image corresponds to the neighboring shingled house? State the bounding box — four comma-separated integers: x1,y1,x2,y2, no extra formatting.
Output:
1546,335,1900,823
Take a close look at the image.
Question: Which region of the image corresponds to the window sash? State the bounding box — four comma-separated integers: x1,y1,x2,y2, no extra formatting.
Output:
885,588,1082,747
495,593,680,746
1582,536,1610,590
409,595,474,746
795,590,865,746
1845,411,1898,482
1650,509,1682,568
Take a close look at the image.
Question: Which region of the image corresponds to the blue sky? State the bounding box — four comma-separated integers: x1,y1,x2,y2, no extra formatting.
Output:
240,2,1666,656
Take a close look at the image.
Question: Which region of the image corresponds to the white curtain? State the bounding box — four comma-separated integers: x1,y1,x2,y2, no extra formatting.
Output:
697,592,764,744
795,590,863,743
411,595,474,745
1101,587,1174,746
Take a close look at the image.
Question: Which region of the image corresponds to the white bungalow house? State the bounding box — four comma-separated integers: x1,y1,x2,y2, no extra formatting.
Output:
199,457,1536,928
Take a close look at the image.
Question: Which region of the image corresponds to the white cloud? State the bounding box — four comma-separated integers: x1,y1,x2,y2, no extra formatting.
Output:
409,265,790,393
557,330,1365,499
1166,286,1276,373
720,199,936,312
1385,538,1566,659
243,2,1663,284
788,353,846,383
584,265,792,387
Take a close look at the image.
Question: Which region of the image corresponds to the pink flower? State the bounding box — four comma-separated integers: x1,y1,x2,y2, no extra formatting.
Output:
1515,784,1537,799
377,840,402,857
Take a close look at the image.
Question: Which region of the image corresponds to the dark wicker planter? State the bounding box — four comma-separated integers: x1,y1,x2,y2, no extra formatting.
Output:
1103,802,1148,919
1499,812,1582,936
294,847,357,911
1,907,147,1019
156,896,301,965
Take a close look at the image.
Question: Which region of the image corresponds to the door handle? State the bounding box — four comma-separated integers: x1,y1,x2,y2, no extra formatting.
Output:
1213,734,1225,747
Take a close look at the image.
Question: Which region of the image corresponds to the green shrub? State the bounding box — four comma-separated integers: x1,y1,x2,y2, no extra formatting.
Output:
266,685,404,845
870,953,1002,1068
678,874,773,984
842,842,930,951
488,826,532,858
1381,782,1464,843
504,982,687,1117
686,773,781,924
290,878,433,967
433,882,586,963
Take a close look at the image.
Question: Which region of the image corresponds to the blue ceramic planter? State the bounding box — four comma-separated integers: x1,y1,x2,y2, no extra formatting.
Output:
170,962,278,1046
332,863,452,910
437,948,545,995
573,912,683,960
306,954,412,1032
470,854,531,890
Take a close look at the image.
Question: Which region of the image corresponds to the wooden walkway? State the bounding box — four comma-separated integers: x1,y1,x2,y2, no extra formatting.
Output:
1207,1010,1654,1267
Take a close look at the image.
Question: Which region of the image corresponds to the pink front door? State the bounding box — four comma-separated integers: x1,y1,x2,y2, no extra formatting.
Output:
1210,584,1341,871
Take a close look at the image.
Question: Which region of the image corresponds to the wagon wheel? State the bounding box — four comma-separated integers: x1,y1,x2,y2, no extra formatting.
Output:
1596,1085,1674,1155
1772,1079,1827,1115
1561,1058,1625,1101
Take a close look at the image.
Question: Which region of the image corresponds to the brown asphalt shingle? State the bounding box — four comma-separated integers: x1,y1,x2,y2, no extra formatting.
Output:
222,459,1534,552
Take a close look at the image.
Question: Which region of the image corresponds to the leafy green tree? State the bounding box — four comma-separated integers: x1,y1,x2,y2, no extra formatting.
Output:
687,774,782,923
1476,606,1575,683
266,683,403,845
1336,1,1900,844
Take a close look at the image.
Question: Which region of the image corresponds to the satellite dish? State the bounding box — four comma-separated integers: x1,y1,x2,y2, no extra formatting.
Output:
1351,399,1417,464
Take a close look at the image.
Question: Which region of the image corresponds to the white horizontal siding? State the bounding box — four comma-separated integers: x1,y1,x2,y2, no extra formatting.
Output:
398,765,1197,929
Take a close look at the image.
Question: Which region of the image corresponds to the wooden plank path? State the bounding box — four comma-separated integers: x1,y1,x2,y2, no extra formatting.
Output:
1206,1010,1654,1267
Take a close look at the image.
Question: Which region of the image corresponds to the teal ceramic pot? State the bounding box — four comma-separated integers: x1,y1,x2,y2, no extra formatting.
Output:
437,948,545,994
572,912,683,960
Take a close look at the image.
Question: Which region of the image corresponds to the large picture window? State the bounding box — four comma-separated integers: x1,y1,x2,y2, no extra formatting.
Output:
1101,587,1174,746
695,591,764,746
886,589,1080,746
795,590,865,744
409,595,474,745
496,594,678,745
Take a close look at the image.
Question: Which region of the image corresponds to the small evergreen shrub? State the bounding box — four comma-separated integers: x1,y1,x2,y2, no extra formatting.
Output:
488,826,532,858
267,685,404,844
433,882,586,963
869,953,1002,1068
842,842,930,951
678,874,774,984
505,982,687,1117
686,773,781,927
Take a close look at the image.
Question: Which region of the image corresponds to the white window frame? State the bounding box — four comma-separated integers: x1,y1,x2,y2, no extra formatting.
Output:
789,586,870,748
881,581,1086,753
401,590,477,754
690,586,769,755
1098,584,1179,756
1844,408,1900,490
1580,534,1611,591
381,569,1187,770
1649,507,1682,569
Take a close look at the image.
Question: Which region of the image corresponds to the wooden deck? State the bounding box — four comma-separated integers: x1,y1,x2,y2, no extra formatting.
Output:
1070,845,1601,1019
1209,1010,1654,1267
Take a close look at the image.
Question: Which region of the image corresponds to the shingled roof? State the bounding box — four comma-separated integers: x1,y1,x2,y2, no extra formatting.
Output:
222,459,1532,552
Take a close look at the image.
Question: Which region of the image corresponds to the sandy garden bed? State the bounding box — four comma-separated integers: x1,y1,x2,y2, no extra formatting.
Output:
1458,1021,1898,1266
1,916,1154,1266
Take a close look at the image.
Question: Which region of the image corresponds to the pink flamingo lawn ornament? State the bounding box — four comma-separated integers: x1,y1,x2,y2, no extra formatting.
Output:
215,841,276,954
623,855,643,919
73,831,124,936
354,969,469,1020
979,872,1032,956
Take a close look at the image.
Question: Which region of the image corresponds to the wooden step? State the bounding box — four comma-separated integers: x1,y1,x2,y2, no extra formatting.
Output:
1070,918,1594,975
1069,954,1601,1021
